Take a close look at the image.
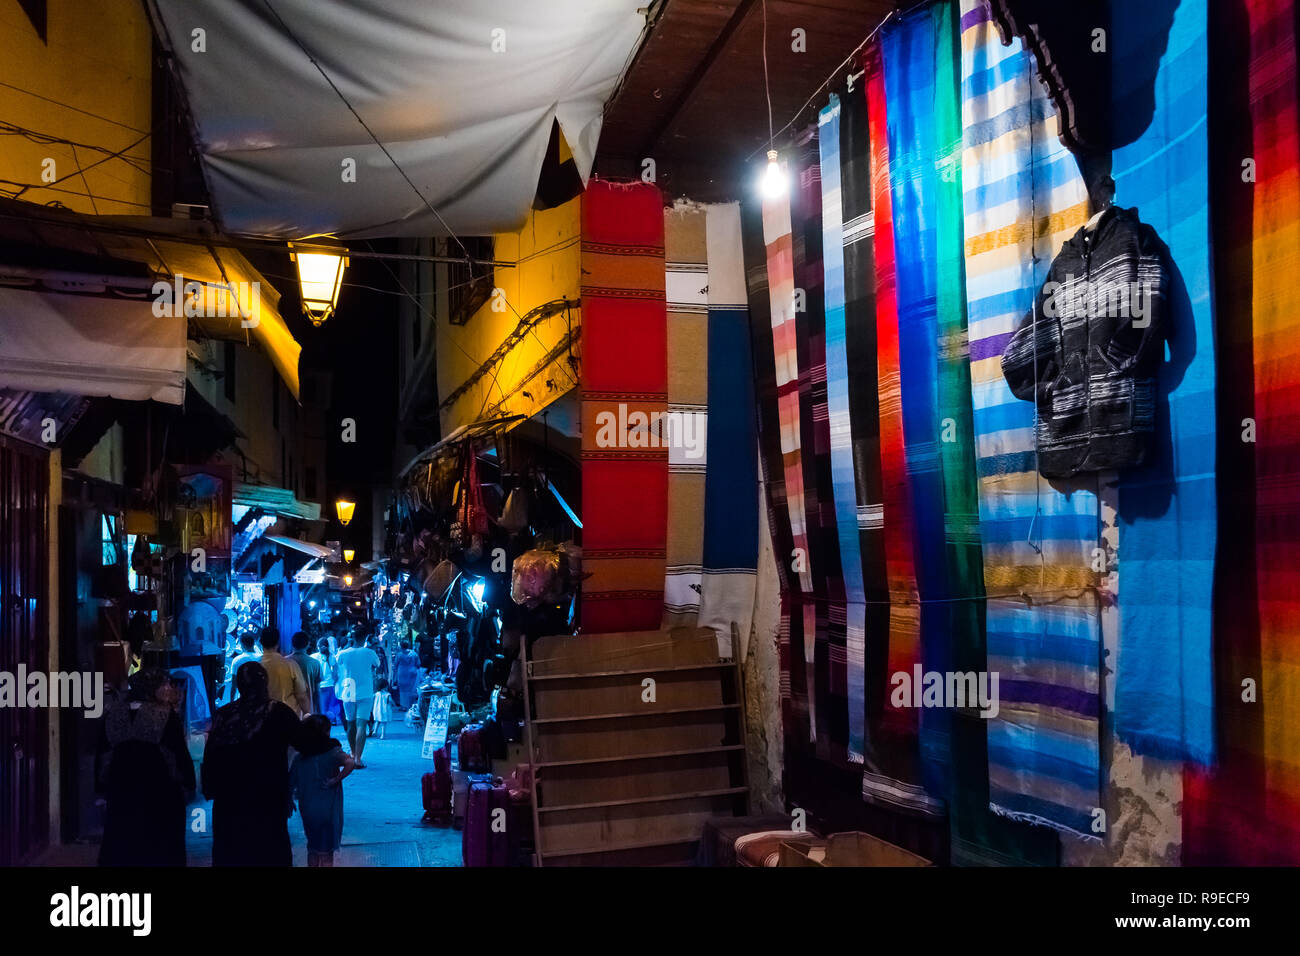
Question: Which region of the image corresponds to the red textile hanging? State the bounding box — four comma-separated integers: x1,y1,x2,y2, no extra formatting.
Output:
866,40,925,784
579,179,669,633
1186,0,1300,865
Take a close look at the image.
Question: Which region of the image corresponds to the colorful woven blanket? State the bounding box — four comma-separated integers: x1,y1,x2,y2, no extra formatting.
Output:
864,39,939,815
1187,0,1300,864
662,203,710,629
699,202,759,660
883,1,959,805
819,94,866,762
579,179,668,633
958,0,1100,841
1109,0,1218,768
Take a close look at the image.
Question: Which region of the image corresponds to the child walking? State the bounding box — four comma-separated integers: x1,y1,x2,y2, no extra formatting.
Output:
370,682,392,739
290,714,356,866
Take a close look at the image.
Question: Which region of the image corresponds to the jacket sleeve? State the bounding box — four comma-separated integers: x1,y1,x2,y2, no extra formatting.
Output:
1100,223,1168,374
1002,274,1061,402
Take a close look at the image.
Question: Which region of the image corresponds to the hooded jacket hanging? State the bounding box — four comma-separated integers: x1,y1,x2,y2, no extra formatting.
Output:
1001,205,1168,478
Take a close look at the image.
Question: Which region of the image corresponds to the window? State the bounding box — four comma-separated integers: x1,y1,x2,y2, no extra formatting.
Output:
224,342,236,401
305,466,317,501
101,514,119,566
448,237,494,326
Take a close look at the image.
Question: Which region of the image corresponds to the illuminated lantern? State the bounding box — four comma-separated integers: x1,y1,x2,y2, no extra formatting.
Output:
335,499,356,526
290,243,348,326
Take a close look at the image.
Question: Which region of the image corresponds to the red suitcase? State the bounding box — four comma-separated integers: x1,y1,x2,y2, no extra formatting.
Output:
507,787,531,866
458,723,489,772
463,780,493,867
421,745,452,822
488,783,510,867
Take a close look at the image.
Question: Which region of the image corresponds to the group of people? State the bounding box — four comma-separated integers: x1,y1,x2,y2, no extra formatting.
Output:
96,624,424,867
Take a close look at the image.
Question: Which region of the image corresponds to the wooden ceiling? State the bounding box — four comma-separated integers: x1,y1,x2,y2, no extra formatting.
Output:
595,0,895,201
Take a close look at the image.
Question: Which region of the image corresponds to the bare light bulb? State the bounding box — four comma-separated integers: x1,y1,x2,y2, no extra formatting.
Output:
761,149,787,199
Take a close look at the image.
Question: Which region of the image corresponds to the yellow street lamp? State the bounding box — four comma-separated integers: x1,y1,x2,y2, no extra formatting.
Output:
343,549,355,563
343,574,353,587
289,243,348,326
335,499,356,526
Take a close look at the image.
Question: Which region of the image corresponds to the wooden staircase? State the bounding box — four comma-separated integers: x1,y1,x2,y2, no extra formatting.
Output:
523,627,750,866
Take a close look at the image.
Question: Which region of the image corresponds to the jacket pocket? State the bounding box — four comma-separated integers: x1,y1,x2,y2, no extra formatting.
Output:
1048,351,1088,426
1089,371,1134,433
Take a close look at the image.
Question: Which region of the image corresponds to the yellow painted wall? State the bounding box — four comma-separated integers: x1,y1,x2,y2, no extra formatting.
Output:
0,0,152,214
437,195,583,435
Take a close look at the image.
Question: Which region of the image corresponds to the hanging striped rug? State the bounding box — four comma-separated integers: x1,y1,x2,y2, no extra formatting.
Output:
958,0,1100,839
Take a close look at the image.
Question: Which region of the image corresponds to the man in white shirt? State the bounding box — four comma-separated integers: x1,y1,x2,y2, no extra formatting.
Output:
223,632,261,705
259,627,312,716
335,631,380,767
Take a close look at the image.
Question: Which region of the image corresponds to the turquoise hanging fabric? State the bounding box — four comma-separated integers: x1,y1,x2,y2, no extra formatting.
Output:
1111,0,1217,767
819,94,867,763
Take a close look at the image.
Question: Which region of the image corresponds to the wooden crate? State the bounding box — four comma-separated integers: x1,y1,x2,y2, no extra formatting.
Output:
778,831,933,867
523,627,750,866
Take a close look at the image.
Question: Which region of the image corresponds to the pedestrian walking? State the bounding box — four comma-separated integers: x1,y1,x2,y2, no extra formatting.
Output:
290,714,356,867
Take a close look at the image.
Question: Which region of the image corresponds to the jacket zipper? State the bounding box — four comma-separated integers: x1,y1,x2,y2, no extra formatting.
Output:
1083,228,1092,431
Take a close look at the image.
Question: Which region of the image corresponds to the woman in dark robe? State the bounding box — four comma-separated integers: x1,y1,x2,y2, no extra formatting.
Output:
97,668,195,866
202,662,302,866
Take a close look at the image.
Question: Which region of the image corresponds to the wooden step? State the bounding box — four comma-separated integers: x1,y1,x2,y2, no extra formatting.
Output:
539,835,700,860
535,743,744,769
531,703,740,725
537,785,749,814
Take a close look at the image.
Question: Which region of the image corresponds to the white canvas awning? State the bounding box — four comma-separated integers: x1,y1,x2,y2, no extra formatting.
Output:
144,0,649,239
265,534,334,560
0,288,187,405
0,198,304,400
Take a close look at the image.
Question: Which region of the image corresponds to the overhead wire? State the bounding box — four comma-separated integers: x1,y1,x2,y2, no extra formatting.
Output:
743,0,933,164
7,129,151,199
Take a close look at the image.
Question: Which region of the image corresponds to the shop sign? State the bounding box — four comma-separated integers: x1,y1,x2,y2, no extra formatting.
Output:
421,692,452,759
